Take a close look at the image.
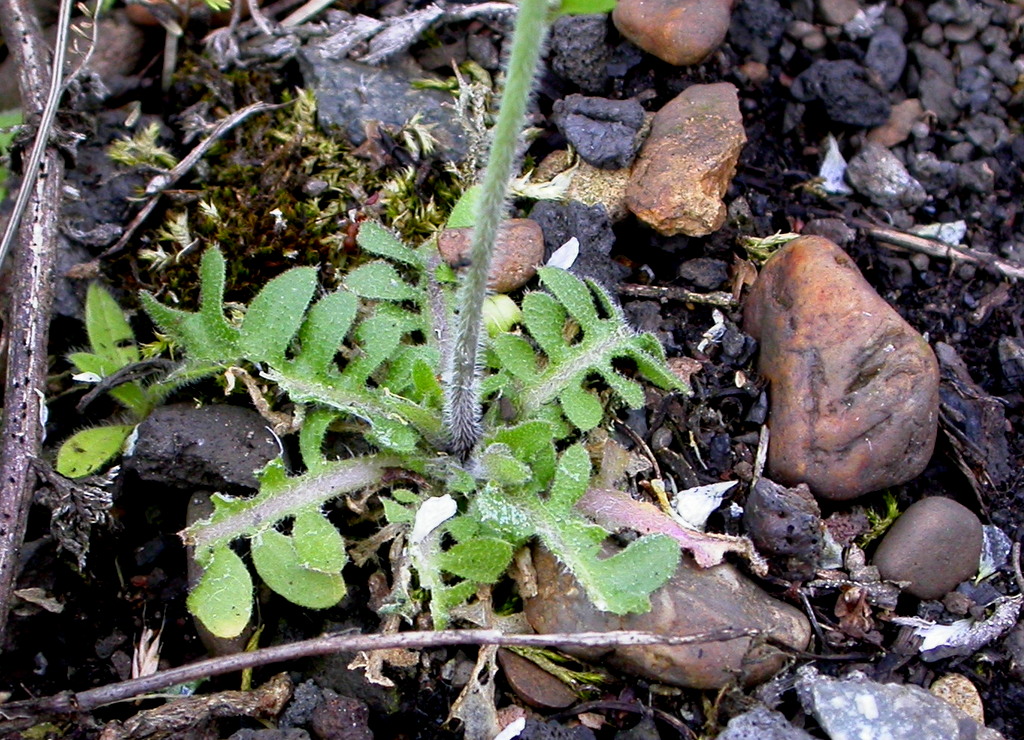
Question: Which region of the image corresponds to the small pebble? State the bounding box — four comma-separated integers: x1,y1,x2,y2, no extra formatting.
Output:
930,674,985,725
872,497,983,599
437,219,544,293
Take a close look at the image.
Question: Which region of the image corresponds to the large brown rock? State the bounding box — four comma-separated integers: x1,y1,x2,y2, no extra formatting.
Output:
626,83,746,237
613,0,734,66
524,545,810,689
743,236,939,500
872,497,983,599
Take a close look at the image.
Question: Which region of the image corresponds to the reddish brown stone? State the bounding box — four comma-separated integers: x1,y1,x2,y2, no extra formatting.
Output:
743,236,939,500
626,83,746,237
523,545,810,689
613,0,735,66
437,219,544,293
873,497,983,599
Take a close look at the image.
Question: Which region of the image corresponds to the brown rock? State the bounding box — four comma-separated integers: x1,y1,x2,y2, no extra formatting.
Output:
816,0,860,26
931,674,985,724
524,545,810,689
872,497,982,599
496,649,576,709
868,99,926,147
626,83,746,237
612,0,734,66
437,219,544,293
743,236,939,500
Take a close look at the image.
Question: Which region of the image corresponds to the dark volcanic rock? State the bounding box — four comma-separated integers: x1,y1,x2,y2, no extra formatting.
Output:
529,200,628,288
865,25,907,90
551,94,646,170
549,14,612,93
790,60,891,127
125,404,280,491
743,236,940,500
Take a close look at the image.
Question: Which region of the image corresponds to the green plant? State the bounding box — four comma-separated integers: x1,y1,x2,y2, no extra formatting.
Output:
139,0,694,637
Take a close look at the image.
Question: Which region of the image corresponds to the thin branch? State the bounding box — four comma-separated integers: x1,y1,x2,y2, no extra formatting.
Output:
0,0,70,643
858,221,1024,281
98,101,283,261
0,626,758,722
617,284,738,307
0,0,73,268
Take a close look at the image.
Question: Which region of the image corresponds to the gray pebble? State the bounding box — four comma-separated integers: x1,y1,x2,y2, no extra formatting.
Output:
964,112,1009,153
921,22,945,46
846,142,927,208
958,159,996,194
955,40,986,69
873,497,983,599
978,25,1007,49
791,59,891,127
947,141,975,162
908,152,957,197
987,52,1019,86
552,94,645,170
718,706,816,740
865,26,907,90
944,22,977,43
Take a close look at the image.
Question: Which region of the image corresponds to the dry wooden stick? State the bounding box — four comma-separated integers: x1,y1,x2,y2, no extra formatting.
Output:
0,626,758,723
860,221,1024,281
0,0,70,645
617,284,737,307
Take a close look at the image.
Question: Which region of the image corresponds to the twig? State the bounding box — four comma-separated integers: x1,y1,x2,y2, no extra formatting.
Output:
1012,541,1023,596
0,627,758,721
859,221,1024,281
617,284,738,308
0,0,73,269
99,100,283,261
0,0,71,643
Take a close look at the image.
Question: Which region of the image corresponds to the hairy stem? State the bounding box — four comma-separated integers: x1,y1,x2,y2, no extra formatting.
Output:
444,0,551,458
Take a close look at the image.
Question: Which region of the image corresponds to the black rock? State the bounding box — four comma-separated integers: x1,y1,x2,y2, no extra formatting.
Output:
549,14,612,94
125,404,280,492
728,0,791,63
529,200,629,288
864,26,907,90
790,60,891,127
551,94,645,169
677,257,729,290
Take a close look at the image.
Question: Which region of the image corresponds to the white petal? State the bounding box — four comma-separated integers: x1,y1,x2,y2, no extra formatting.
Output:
411,494,458,544
546,237,579,270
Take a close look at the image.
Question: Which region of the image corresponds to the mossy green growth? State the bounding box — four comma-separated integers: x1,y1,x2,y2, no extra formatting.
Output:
144,221,688,635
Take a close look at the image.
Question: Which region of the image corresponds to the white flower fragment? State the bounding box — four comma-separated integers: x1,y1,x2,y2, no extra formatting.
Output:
819,135,853,196
672,481,737,531
72,372,103,384
546,237,579,270
411,494,458,545
892,594,1022,661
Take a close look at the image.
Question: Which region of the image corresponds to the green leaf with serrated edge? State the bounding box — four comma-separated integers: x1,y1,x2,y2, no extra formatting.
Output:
480,443,533,486
344,306,412,383
186,455,396,554
558,0,616,14
438,538,514,583
393,488,420,505
382,497,414,524
445,185,481,229
537,267,600,331
56,424,134,478
293,509,347,572
521,291,569,362
188,545,253,638
491,333,539,381
293,289,359,378
548,443,590,509
298,409,337,474
366,415,420,453
598,366,645,408
409,356,443,404
251,529,346,609
491,420,557,486
239,266,317,364
85,283,138,367
344,261,416,302
445,514,480,542
357,221,424,267
559,380,603,431
626,344,687,393
197,248,239,357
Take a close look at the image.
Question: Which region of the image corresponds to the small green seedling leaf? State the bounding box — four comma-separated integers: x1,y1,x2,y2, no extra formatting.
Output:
188,545,253,638
84,283,138,367
557,0,616,15
251,529,347,609
437,538,515,583
292,509,347,572
56,424,134,478
480,443,532,486
239,266,317,364
445,185,482,229
357,222,423,267
344,261,417,302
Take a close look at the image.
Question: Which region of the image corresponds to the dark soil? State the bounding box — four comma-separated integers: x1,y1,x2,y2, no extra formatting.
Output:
2,0,1024,738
